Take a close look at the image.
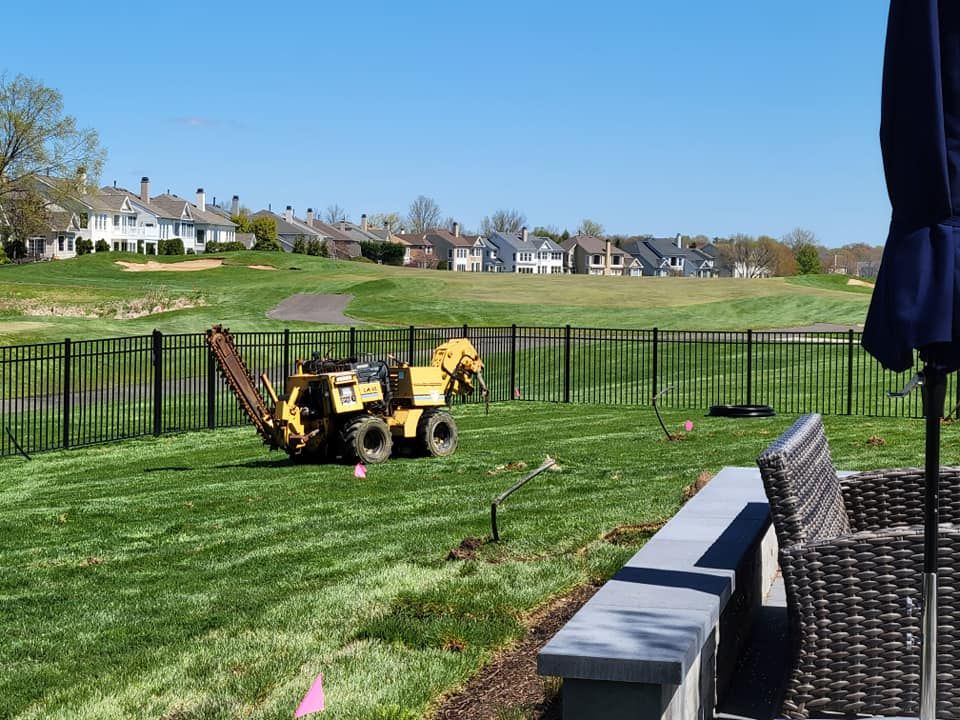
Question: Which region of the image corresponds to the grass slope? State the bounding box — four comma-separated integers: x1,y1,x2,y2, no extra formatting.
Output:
0,403,941,719
0,253,871,344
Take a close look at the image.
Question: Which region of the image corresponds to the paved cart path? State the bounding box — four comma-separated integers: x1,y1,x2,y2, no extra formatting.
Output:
266,294,360,325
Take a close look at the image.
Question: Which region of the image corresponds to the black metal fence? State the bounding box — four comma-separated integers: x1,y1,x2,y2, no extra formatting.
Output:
0,325,939,458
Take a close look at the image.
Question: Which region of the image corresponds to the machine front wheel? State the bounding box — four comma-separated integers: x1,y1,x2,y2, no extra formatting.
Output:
417,410,459,457
342,416,393,464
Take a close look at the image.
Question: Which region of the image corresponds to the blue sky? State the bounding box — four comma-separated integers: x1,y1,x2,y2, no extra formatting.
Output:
6,1,889,246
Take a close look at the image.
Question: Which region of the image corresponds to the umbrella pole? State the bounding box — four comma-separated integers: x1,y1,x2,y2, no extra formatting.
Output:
921,363,945,720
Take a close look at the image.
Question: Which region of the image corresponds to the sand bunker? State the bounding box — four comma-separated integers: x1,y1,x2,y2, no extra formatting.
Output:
115,259,223,272
847,278,874,288
248,264,277,271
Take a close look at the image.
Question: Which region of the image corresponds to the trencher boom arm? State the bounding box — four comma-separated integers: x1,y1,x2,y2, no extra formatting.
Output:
206,325,278,446
431,337,488,400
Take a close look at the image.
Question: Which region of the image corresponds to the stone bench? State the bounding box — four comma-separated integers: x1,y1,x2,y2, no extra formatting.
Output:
538,466,778,720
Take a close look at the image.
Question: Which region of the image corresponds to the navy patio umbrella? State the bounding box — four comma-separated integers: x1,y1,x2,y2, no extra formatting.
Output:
862,2,960,718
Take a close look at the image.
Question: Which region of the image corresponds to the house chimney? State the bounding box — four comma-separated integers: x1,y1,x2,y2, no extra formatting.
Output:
361,214,368,232
605,240,613,276
306,208,315,226
77,168,87,193
339,220,346,232
521,226,528,242
196,188,206,212
140,177,150,203
285,205,293,223
384,218,391,232
453,221,461,238
231,195,239,216
676,233,682,249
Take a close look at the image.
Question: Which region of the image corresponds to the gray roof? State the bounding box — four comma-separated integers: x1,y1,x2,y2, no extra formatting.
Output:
251,210,323,238
486,231,564,255
622,240,662,269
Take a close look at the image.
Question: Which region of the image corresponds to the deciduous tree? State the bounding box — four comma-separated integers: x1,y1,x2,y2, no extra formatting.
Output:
480,208,526,236
0,74,105,205
717,233,776,278
324,204,349,224
406,195,442,233
251,215,280,251
577,218,604,237
782,227,817,250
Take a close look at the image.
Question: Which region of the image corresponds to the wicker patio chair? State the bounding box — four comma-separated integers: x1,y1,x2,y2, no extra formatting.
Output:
757,414,960,719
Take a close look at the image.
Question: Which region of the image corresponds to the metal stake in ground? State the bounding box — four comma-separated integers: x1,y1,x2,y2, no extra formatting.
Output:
491,458,557,542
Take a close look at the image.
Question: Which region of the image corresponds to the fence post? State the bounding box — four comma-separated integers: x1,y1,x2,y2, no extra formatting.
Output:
847,329,855,416
283,328,291,376
152,330,163,436
651,327,659,400
510,324,517,400
563,325,571,404
62,338,72,449
408,325,416,364
207,340,216,429
462,323,469,338
349,326,357,358
746,329,753,406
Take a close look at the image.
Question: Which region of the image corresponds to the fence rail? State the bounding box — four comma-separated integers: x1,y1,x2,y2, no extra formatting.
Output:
0,325,940,458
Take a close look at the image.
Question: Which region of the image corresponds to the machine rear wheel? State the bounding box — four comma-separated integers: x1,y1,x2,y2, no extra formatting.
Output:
342,416,393,464
417,410,458,457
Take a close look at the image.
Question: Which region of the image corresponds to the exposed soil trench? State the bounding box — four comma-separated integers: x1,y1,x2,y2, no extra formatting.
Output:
430,583,599,720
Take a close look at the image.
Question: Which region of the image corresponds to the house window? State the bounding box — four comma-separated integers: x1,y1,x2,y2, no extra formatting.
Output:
58,236,65,252
79,213,89,229
612,256,622,266
456,248,467,258
68,238,74,251
113,215,120,227
670,256,682,267
592,254,602,265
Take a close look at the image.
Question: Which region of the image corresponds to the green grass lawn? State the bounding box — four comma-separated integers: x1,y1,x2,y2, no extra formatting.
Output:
0,402,943,720
0,252,871,345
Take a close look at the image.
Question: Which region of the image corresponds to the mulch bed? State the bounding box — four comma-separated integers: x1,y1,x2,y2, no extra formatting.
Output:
431,583,599,720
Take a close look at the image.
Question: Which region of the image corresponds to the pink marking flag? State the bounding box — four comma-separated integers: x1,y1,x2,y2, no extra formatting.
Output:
295,673,325,717
514,387,521,399
354,463,367,478
684,420,694,432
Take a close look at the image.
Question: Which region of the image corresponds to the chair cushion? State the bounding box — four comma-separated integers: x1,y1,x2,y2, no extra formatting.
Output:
757,414,850,549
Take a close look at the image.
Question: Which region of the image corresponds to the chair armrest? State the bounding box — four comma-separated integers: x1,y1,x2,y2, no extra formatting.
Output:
840,466,960,532
778,524,960,717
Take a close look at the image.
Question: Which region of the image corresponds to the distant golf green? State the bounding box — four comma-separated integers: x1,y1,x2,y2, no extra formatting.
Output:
0,252,871,345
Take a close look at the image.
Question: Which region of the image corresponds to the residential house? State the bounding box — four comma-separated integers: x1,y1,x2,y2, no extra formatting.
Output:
302,209,362,259
190,189,238,247
561,235,640,276
424,222,489,272
622,235,718,278
393,232,439,268
486,228,565,274
250,206,326,253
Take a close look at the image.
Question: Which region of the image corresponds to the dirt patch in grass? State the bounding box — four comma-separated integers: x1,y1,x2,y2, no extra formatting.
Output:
602,520,667,546
431,583,598,720
448,537,486,561
682,470,715,500
115,259,223,272
847,278,875,288
248,264,276,271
